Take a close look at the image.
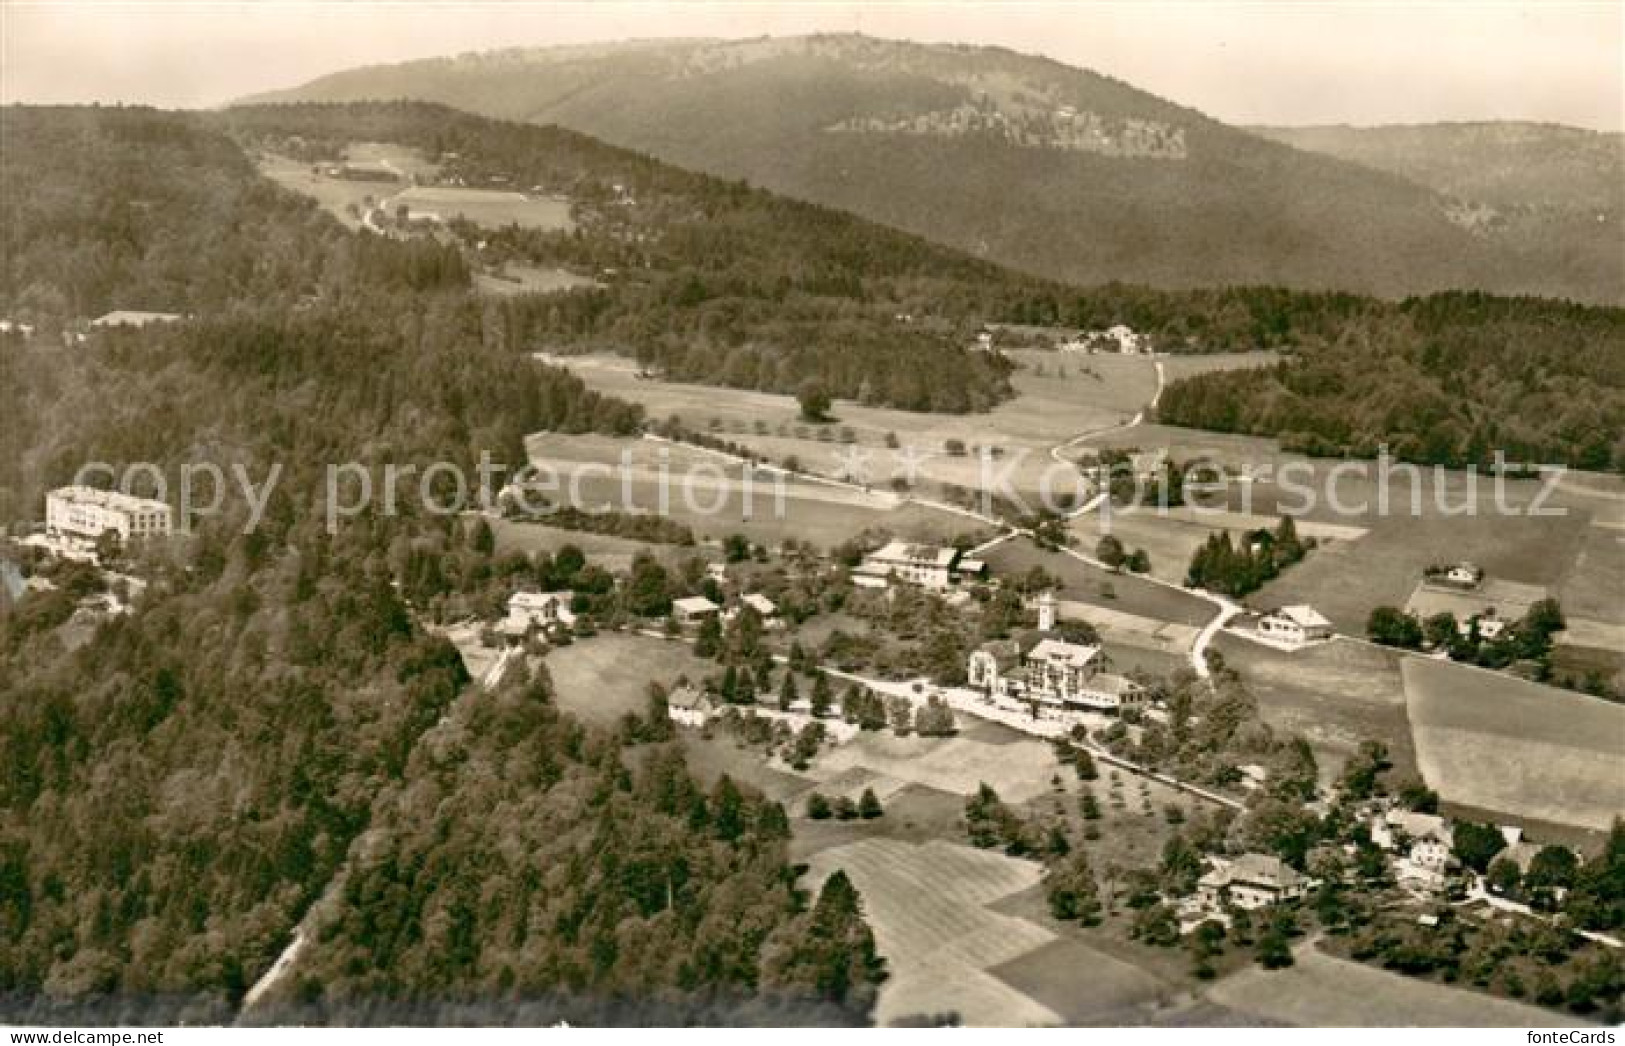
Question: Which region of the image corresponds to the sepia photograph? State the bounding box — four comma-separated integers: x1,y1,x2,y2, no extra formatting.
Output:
1,0,1621,1037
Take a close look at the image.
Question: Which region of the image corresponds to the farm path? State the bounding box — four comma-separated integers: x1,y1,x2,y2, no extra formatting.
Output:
970,357,1165,558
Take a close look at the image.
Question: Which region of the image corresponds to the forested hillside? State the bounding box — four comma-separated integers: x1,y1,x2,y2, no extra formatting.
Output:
217,101,1020,413
0,106,879,1025
242,35,1623,304
1156,294,1625,471
1250,122,1623,212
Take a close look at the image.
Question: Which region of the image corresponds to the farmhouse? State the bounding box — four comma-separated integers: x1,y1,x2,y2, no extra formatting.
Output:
740,592,779,623
968,635,1146,712
855,540,962,590
1196,854,1309,911
45,486,172,545
1078,324,1144,354
1371,809,1455,888
1257,605,1333,646
672,595,721,625
666,685,717,728
1445,562,1483,587
502,590,575,636
1460,612,1509,640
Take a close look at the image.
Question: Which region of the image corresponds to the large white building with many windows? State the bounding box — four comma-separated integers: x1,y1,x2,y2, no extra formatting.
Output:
968,635,1146,712
45,486,172,544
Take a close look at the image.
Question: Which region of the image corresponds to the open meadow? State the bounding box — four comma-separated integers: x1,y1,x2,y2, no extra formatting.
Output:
1088,424,1625,642
394,185,575,230
258,153,384,229
983,539,1215,628
537,351,1163,497
1206,941,1590,1027
1212,635,1416,784
474,263,600,297
524,432,996,550
542,633,715,728
1402,657,1625,832
803,837,1061,1026
807,728,1064,807
258,147,575,232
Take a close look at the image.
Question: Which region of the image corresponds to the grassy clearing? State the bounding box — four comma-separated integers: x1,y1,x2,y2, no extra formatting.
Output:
990,935,1170,1026
1403,577,1548,621
539,352,1157,497
344,141,438,178
489,517,691,572
1403,657,1625,831
789,783,969,859
803,837,1059,1026
1069,510,1214,585
1206,941,1588,1027
258,154,380,228
1558,523,1625,627
1023,767,1208,877
1255,504,1590,636
808,729,1064,806
1212,635,1416,785
1157,351,1280,383
393,185,575,230
677,731,812,805
542,633,713,728
475,264,599,296
983,539,1214,628
524,432,995,551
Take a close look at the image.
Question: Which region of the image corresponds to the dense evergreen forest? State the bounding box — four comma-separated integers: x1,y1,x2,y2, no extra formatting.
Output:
0,106,879,1025
8,101,1621,466
1153,294,1625,471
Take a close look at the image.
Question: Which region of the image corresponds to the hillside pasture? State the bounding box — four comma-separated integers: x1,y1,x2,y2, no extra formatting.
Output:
1206,942,1588,1027
523,432,998,551
543,633,715,728
489,517,691,573
1068,510,1213,586
1403,577,1548,623
537,352,1159,498
258,153,379,228
342,140,438,177
1156,351,1280,383
983,539,1215,628
803,837,1060,1026
1403,657,1625,831
808,728,1063,806
393,185,575,230
991,936,1171,1026
1212,635,1415,784
1555,524,1625,671
475,263,599,296
1253,501,1591,636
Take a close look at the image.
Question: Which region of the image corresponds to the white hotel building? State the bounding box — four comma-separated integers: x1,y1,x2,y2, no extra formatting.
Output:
45,486,173,544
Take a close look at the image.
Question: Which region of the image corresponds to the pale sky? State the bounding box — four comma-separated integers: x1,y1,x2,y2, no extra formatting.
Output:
3,1,1621,130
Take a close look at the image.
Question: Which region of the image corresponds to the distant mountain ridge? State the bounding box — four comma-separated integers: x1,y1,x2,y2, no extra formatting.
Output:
1248,122,1623,211
243,34,1623,304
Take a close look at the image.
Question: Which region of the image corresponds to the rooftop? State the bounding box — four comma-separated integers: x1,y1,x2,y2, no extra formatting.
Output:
90,310,183,327
867,540,958,568
1271,604,1331,628
1026,637,1101,667
48,485,170,514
